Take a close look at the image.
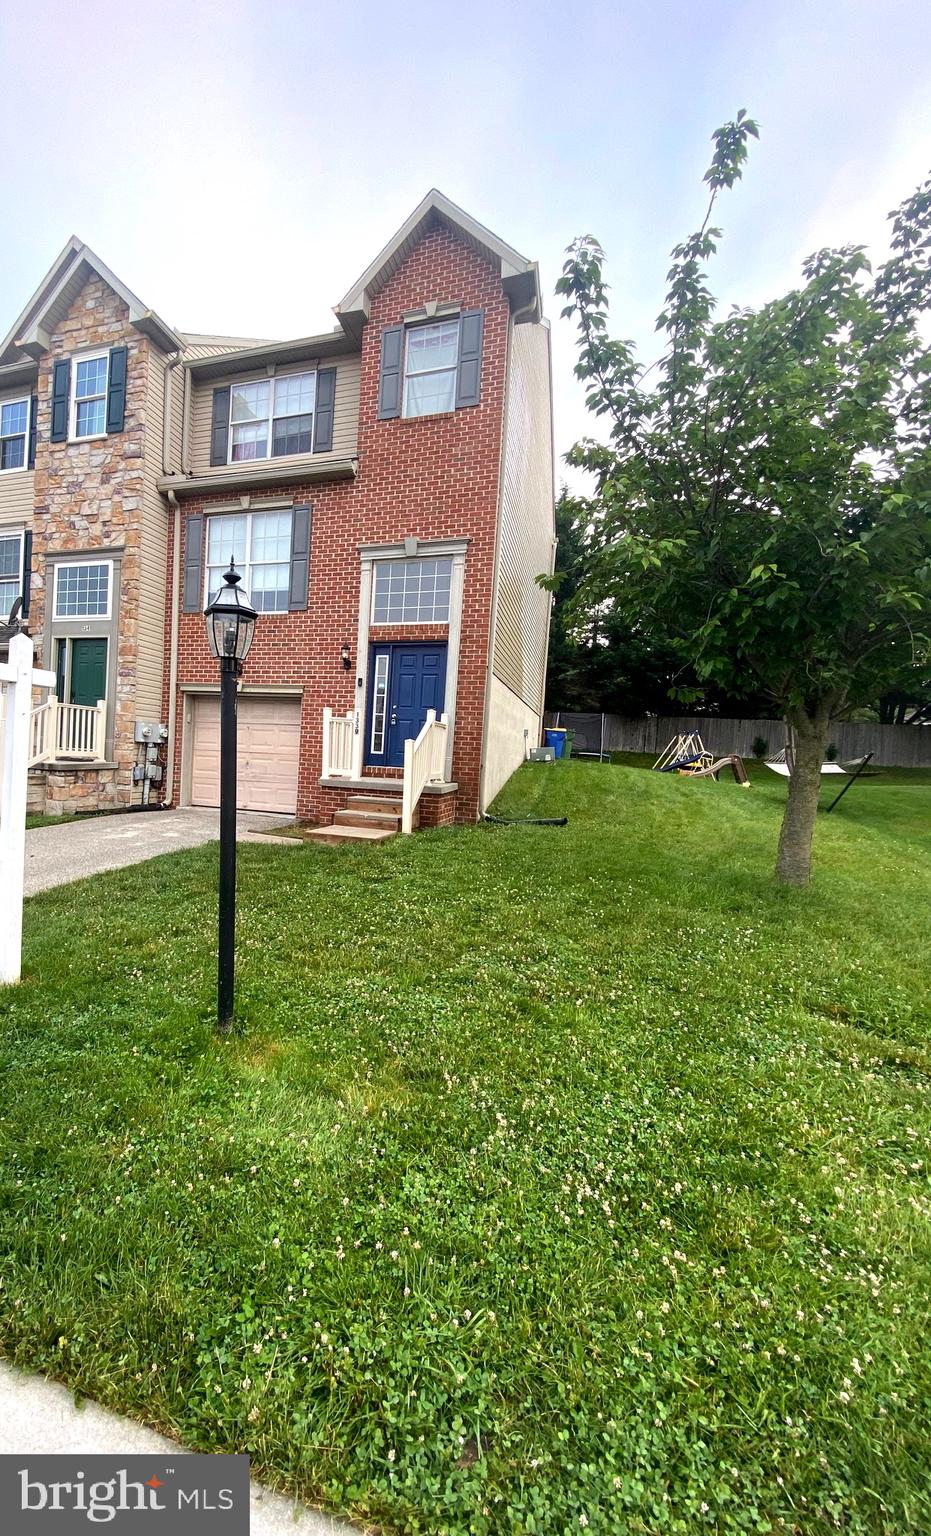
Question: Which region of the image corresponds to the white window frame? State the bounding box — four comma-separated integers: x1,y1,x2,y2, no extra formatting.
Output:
402,320,460,419
70,350,110,442
370,557,454,625
0,396,30,473
0,529,24,618
204,507,294,615
227,369,318,465
369,652,390,756
53,558,114,621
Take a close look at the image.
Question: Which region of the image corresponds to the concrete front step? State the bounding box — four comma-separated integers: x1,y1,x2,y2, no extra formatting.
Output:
334,808,401,830
304,823,397,847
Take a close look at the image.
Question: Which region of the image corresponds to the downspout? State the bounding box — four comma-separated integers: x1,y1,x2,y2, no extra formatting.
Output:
165,489,181,805
162,353,185,806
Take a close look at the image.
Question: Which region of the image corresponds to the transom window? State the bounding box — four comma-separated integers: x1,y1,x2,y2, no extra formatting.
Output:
72,354,110,439
54,559,112,619
229,372,317,462
403,321,459,418
0,398,29,471
206,508,293,613
0,532,23,618
372,558,452,624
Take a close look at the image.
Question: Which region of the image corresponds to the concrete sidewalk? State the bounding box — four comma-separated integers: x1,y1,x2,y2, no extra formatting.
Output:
0,1364,355,1534
25,808,297,896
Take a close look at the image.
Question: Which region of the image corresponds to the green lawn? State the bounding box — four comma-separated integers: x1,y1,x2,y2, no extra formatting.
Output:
2,761,930,1534
24,811,88,830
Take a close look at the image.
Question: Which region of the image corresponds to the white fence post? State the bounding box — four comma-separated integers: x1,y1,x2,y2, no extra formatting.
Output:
0,632,56,985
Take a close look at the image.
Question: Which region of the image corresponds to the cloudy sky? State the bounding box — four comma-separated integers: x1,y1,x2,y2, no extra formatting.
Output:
1,0,929,487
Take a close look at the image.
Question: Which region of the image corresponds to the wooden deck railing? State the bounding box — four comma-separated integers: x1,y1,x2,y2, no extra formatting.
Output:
401,710,448,834
29,699,106,767
322,708,354,779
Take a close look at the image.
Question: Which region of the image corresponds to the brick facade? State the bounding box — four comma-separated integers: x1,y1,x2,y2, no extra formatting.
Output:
168,225,510,825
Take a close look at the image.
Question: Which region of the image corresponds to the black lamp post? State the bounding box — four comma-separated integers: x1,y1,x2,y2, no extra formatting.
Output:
204,562,257,1032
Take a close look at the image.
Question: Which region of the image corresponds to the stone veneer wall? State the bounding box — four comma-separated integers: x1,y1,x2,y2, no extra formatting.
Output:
165,224,510,825
30,273,152,812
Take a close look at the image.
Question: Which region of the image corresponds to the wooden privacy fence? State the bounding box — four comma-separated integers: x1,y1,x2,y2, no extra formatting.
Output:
546,712,931,768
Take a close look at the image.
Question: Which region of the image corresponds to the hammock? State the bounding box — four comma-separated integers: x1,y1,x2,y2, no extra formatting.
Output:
764,747,869,778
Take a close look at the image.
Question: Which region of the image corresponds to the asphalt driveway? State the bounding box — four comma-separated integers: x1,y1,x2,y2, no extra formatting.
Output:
25,807,292,896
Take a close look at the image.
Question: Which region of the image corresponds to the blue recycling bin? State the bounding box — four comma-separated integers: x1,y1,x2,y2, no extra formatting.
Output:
544,728,567,759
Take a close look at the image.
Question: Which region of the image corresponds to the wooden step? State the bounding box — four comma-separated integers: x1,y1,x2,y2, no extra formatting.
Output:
334,808,401,829
346,794,403,815
304,823,397,847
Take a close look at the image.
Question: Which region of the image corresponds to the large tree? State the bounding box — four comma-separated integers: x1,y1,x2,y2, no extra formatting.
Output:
557,113,931,884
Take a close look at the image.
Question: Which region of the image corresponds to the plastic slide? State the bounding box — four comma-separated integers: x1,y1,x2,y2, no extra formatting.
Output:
679,754,750,786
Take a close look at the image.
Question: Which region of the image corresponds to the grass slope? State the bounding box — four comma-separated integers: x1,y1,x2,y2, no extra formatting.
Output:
2,762,930,1534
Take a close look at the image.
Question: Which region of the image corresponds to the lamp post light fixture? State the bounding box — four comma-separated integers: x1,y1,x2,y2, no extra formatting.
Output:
203,562,258,1033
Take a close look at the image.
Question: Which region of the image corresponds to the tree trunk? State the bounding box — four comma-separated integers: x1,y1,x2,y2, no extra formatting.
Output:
774,705,833,887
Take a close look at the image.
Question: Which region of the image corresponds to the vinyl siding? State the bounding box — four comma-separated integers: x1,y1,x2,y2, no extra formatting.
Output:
137,347,170,721
189,353,361,478
0,468,33,530
482,674,541,809
491,320,555,710
0,387,35,530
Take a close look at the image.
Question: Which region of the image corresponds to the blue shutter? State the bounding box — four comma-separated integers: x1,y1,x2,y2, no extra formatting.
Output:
50,360,71,442
288,504,312,610
183,514,205,613
106,346,128,433
27,395,38,468
210,387,231,465
313,368,336,453
455,310,484,408
377,325,404,419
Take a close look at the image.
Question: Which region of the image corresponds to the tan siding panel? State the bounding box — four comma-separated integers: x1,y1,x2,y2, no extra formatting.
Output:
0,388,35,529
189,355,360,477
137,349,169,721
0,469,33,530
492,322,555,709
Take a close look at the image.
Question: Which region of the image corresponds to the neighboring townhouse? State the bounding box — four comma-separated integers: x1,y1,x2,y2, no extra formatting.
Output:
1,191,556,829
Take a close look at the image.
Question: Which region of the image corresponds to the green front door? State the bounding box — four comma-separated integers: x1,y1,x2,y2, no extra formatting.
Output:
68,638,107,706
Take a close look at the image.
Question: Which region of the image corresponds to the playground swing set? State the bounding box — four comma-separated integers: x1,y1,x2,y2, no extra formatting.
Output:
652,730,874,811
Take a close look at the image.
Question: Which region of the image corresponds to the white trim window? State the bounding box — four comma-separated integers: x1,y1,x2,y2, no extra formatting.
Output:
372,557,453,624
205,508,293,613
0,397,29,471
403,320,459,418
53,558,113,620
71,353,109,440
229,371,316,463
0,530,23,618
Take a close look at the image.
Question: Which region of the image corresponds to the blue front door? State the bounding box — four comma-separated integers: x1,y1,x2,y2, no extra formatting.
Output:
366,643,447,768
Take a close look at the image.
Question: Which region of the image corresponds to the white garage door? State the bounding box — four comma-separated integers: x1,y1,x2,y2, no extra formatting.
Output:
189,695,301,814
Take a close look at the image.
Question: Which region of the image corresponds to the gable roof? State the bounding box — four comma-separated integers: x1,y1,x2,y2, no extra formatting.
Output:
0,238,181,366
335,189,541,340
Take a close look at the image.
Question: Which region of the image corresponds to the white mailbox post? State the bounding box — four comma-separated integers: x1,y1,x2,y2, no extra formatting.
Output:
0,631,56,984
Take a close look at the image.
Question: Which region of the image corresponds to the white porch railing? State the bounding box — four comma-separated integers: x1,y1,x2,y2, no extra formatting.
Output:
402,709,449,834
29,698,106,767
322,707,354,779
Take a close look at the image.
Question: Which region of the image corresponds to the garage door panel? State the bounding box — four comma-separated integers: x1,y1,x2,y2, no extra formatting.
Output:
189,696,301,814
